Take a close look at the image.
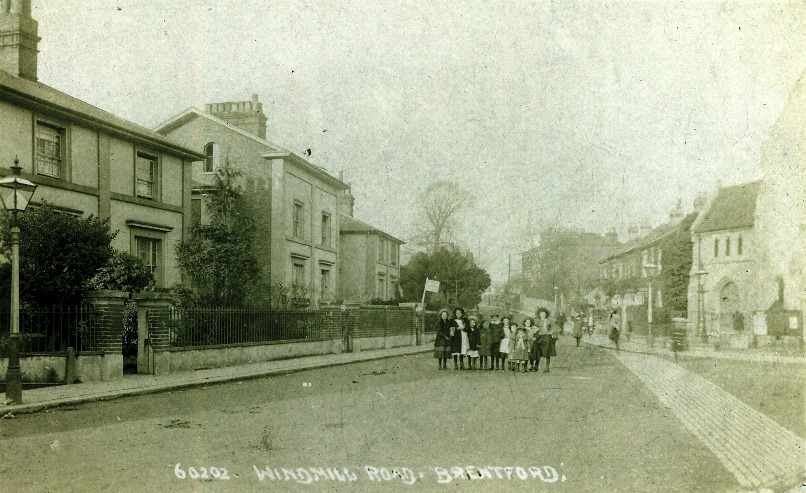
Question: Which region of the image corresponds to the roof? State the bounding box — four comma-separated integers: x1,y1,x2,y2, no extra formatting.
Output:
600,220,682,263
339,214,405,244
155,107,348,190
693,181,761,233
0,71,204,161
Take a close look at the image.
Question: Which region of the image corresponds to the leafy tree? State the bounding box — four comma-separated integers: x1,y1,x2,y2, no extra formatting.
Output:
86,251,154,293
659,213,697,314
0,204,115,307
410,180,468,252
175,163,260,307
400,245,491,309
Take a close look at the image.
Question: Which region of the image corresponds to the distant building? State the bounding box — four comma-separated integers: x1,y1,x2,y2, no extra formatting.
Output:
339,213,404,303
687,181,760,336
0,1,204,288
155,97,349,305
598,201,699,330
521,229,618,305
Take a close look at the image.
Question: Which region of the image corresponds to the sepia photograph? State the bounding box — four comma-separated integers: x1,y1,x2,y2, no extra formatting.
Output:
0,0,804,491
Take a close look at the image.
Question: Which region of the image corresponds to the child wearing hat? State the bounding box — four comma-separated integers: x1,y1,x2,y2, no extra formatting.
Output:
467,315,481,369
510,321,528,372
450,307,470,370
498,315,511,370
488,314,503,370
535,307,556,372
479,318,492,370
433,308,452,370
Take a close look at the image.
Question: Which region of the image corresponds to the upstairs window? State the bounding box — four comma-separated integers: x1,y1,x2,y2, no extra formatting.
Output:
321,212,331,247
204,142,219,173
714,238,719,258
292,201,304,239
136,151,158,199
35,122,64,178
378,237,387,263
738,236,743,255
390,244,398,266
726,237,731,256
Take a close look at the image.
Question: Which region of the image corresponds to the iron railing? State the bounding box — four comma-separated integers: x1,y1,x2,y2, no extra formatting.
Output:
0,305,98,354
168,307,332,348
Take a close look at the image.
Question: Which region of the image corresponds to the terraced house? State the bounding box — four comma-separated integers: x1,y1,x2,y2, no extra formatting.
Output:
0,1,203,288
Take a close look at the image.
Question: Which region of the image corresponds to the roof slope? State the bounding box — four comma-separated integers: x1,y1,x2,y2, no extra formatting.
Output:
339,214,404,244
0,71,204,160
693,181,761,233
155,107,348,190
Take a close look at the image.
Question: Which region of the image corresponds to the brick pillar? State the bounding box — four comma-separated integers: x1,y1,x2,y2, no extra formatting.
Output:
132,292,177,375
84,290,128,380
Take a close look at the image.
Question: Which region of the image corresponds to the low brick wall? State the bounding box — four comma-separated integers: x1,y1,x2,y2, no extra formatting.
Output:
352,334,416,352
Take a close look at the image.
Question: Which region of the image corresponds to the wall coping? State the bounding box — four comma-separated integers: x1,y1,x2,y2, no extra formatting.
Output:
132,292,177,303
85,290,129,300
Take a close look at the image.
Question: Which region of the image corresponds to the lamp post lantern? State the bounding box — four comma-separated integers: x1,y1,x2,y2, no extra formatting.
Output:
1,157,37,404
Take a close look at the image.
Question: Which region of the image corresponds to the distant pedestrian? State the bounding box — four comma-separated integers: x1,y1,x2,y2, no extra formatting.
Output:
535,307,557,372
572,312,583,347
557,310,567,334
608,311,621,350
450,307,470,370
585,311,595,337
498,315,511,370
467,316,481,370
433,308,452,369
488,314,504,370
479,319,493,370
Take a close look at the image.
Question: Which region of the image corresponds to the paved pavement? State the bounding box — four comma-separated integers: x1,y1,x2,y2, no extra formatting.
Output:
585,333,806,364
1,344,432,416
613,350,805,490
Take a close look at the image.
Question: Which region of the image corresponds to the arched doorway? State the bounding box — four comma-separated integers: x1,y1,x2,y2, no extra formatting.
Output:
719,282,741,332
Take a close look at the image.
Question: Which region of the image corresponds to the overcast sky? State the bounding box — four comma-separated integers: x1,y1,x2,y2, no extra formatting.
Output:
33,1,805,283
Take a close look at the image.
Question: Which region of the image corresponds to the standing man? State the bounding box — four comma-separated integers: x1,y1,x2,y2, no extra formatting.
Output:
488,314,503,370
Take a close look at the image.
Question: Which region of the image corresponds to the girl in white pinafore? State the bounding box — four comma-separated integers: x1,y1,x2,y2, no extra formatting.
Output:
498,316,511,370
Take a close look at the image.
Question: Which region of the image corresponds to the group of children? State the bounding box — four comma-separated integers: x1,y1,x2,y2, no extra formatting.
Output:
433,307,561,373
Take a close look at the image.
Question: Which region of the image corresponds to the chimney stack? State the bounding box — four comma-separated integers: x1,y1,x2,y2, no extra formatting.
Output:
205,94,268,139
338,171,355,217
639,218,652,237
0,0,40,81
669,198,684,222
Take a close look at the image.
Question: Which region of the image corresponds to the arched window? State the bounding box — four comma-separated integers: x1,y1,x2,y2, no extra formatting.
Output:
714,238,719,257
725,237,731,256
204,142,219,173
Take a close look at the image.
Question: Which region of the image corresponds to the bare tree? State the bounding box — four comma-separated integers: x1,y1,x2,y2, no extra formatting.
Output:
411,180,469,252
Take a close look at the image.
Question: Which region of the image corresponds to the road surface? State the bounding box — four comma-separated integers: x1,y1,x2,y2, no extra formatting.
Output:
0,339,765,492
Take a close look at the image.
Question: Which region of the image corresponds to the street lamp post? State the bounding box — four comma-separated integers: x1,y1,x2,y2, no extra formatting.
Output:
694,235,708,344
1,158,37,404
553,286,558,312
